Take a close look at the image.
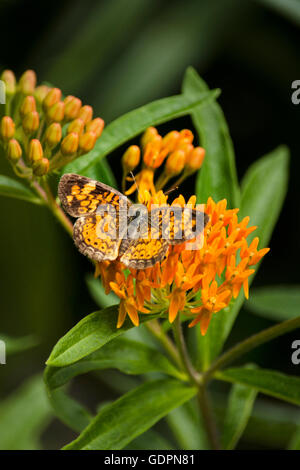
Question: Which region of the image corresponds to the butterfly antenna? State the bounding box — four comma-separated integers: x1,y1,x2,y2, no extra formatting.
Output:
130,171,141,199
165,186,179,195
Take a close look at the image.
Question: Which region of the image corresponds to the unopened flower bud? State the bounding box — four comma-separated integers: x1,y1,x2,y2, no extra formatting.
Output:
0,116,15,140
1,70,16,95
86,118,104,138
22,111,40,134
162,131,180,151
7,139,22,163
185,146,205,172
34,85,50,104
178,129,194,145
122,145,140,172
64,96,82,120
79,131,97,153
43,88,62,109
47,101,65,122
141,127,158,149
61,132,79,156
67,118,85,135
32,157,49,176
78,105,93,124
20,95,36,118
45,123,62,148
28,139,43,163
19,70,36,94
165,150,185,176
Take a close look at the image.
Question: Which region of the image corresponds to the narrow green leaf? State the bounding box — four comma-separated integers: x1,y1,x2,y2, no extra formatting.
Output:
64,89,219,174
256,0,300,26
45,337,184,390
85,274,118,309
221,365,257,449
217,367,300,406
46,388,92,433
288,425,300,450
46,306,161,367
0,175,41,204
182,66,240,208
246,285,300,321
63,379,197,450
126,429,174,450
166,399,209,450
0,375,52,450
80,157,117,187
199,145,289,367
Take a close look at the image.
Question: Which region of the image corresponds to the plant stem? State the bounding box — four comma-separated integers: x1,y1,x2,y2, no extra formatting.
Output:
145,319,183,371
42,179,73,236
204,315,300,383
197,387,220,450
172,315,201,386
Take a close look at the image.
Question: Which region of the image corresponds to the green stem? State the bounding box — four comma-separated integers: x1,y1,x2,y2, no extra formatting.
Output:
145,319,183,371
197,387,220,450
204,315,300,383
41,179,73,236
172,315,201,386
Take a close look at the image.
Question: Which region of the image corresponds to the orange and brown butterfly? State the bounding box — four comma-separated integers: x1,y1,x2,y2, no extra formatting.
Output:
58,173,209,269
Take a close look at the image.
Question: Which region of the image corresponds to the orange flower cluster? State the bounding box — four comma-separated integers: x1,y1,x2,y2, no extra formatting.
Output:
0,69,104,177
96,128,269,334
122,126,205,197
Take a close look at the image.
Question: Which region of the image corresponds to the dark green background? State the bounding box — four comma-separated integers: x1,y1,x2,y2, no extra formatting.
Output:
0,0,299,449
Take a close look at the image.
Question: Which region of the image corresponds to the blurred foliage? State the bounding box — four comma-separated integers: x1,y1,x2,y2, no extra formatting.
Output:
0,0,299,450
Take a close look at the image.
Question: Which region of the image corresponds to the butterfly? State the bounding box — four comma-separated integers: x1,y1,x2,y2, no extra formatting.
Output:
58,173,209,269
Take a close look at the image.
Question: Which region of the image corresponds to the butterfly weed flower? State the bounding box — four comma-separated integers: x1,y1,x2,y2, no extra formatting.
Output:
0,69,105,179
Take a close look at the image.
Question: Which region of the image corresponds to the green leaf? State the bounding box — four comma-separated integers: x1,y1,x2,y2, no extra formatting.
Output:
288,425,300,450
46,388,92,433
85,274,118,309
64,89,219,174
0,333,38,355
198,145,289,368
125,429,174,450
45,337,184,390
256,0,300,26
79,157,117,187
221,365,257,449
0,175,41,204
0,375,52,450
217,367,300,406
63,379,197,450
166,399,209,450
46,306,161,367
182,66,240,208
246,285,300,321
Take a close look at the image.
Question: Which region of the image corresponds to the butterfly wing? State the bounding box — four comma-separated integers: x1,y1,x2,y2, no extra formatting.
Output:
58,173,129,217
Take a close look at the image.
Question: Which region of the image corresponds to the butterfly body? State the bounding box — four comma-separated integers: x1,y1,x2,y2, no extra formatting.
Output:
58,174,208,269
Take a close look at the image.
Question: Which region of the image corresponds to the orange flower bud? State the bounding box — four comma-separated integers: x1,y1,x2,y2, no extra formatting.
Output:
43,88,62,109
141,127,158,149
61,132,79,156
20,95,36,118
47,101,65,122
143,135,163,168
185,146,205,171
34,85,51,104
79,131,97,153
165,150,185,176
67,118,85,135
18,70,36,94
1,70,16,95
7,139,22,163
28,139,43,163
32,157,49,176
45,123,62,148
0,116,15,140
64,96,82,120
122,145,140,172
178,129,194,145
78,105,93,124
161,130,180,152
86,118,104,138
22,111,40,134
